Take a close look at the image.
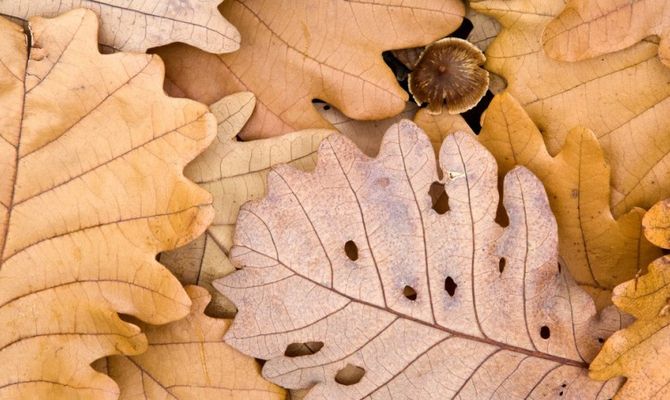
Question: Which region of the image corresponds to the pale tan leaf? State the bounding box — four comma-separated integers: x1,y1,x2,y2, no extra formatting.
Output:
155,0,465,139
543,0,670,67
160,93,332,316
590,199,670,399
0,10,214,399
215,121,625,399
0,0,240,53
417,93,662,309
472,0,670,216
105,286,285,400
317,102,419,157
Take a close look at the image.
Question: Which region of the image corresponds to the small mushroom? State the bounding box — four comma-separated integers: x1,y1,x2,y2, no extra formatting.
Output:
408,38,489,115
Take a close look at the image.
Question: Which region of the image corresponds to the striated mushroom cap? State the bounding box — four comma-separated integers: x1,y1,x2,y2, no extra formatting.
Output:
409,37,489,114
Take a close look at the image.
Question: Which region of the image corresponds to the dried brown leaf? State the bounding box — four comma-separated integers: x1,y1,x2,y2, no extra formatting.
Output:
215,121,625,399
0,10,214,398
104,286,285,400
543,0,670,67
155,0,464,139
590,199,670,399
472,0,670,216
0,0,240,53
161,93,332,317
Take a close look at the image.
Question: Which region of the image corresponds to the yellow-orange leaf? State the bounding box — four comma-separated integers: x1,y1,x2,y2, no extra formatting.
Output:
104,286,285,399
591,199,670,399
472,0,670,216
544,0,670,68
0,10,214,399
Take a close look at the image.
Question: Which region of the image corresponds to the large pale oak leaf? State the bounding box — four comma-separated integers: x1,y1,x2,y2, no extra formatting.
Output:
0,9,214,399
155,0,464,139
215,121,625,399
472,0,670,216
0,0,240,53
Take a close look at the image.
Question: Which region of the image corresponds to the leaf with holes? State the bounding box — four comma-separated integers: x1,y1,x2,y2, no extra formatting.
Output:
0,0,240,53
472,0,670,216
102,286,286,399
416,93,662,309
0,10,214,399
543,0,670,68
155,0,464,139
161,92,332,316
590,199,670,399
215,121,627,398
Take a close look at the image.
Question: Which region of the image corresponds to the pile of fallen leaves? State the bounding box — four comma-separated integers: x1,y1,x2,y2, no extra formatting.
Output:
1,0,669,399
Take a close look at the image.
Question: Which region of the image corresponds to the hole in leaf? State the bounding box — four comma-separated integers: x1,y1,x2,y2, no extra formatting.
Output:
344,240,359,261
540,325,551,339
495,200,509,227
597,337,604,344
561,383,567,388
559,391,563,396
444,277,457,297
284,341,325,357
498,258,506,273
403,285,417,301
429,182,450,214
335,364,365,386
323,104,331,110
558,263,562,273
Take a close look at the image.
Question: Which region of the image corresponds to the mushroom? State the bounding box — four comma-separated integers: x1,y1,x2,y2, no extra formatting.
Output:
408,37,489,115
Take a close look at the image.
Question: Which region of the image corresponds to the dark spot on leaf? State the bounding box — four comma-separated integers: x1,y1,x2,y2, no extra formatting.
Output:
598,337,604,344
558,263,562,273
403,285,417,301
444,277,457,297
376,177,390,188
540,325,551,339
284,341,324,357
429,182,450,214
335,364,365,385
499,258,506,273
345,240,358,261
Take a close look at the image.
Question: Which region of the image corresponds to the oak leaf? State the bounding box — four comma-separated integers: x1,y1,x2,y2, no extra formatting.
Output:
215,121,626,399
102,286,285,399
543,0,670,68
155,0,465,139
472,0,670,216
0,9,214,399
590,199,670,399
416,93,662,309
0,0,240,53
161,93,332,316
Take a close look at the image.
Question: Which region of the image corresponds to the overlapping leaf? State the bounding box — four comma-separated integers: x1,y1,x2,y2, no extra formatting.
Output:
103,286,285,399
416,93,661,309
544,0,670,67
591,199,670,399
0,0,240,53
472,0,670,216
216,121,625,399
161,93,332,316
0,10,214,399
155,0,464,139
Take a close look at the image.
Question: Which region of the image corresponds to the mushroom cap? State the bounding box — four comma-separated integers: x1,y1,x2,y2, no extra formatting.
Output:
408,37,489,115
